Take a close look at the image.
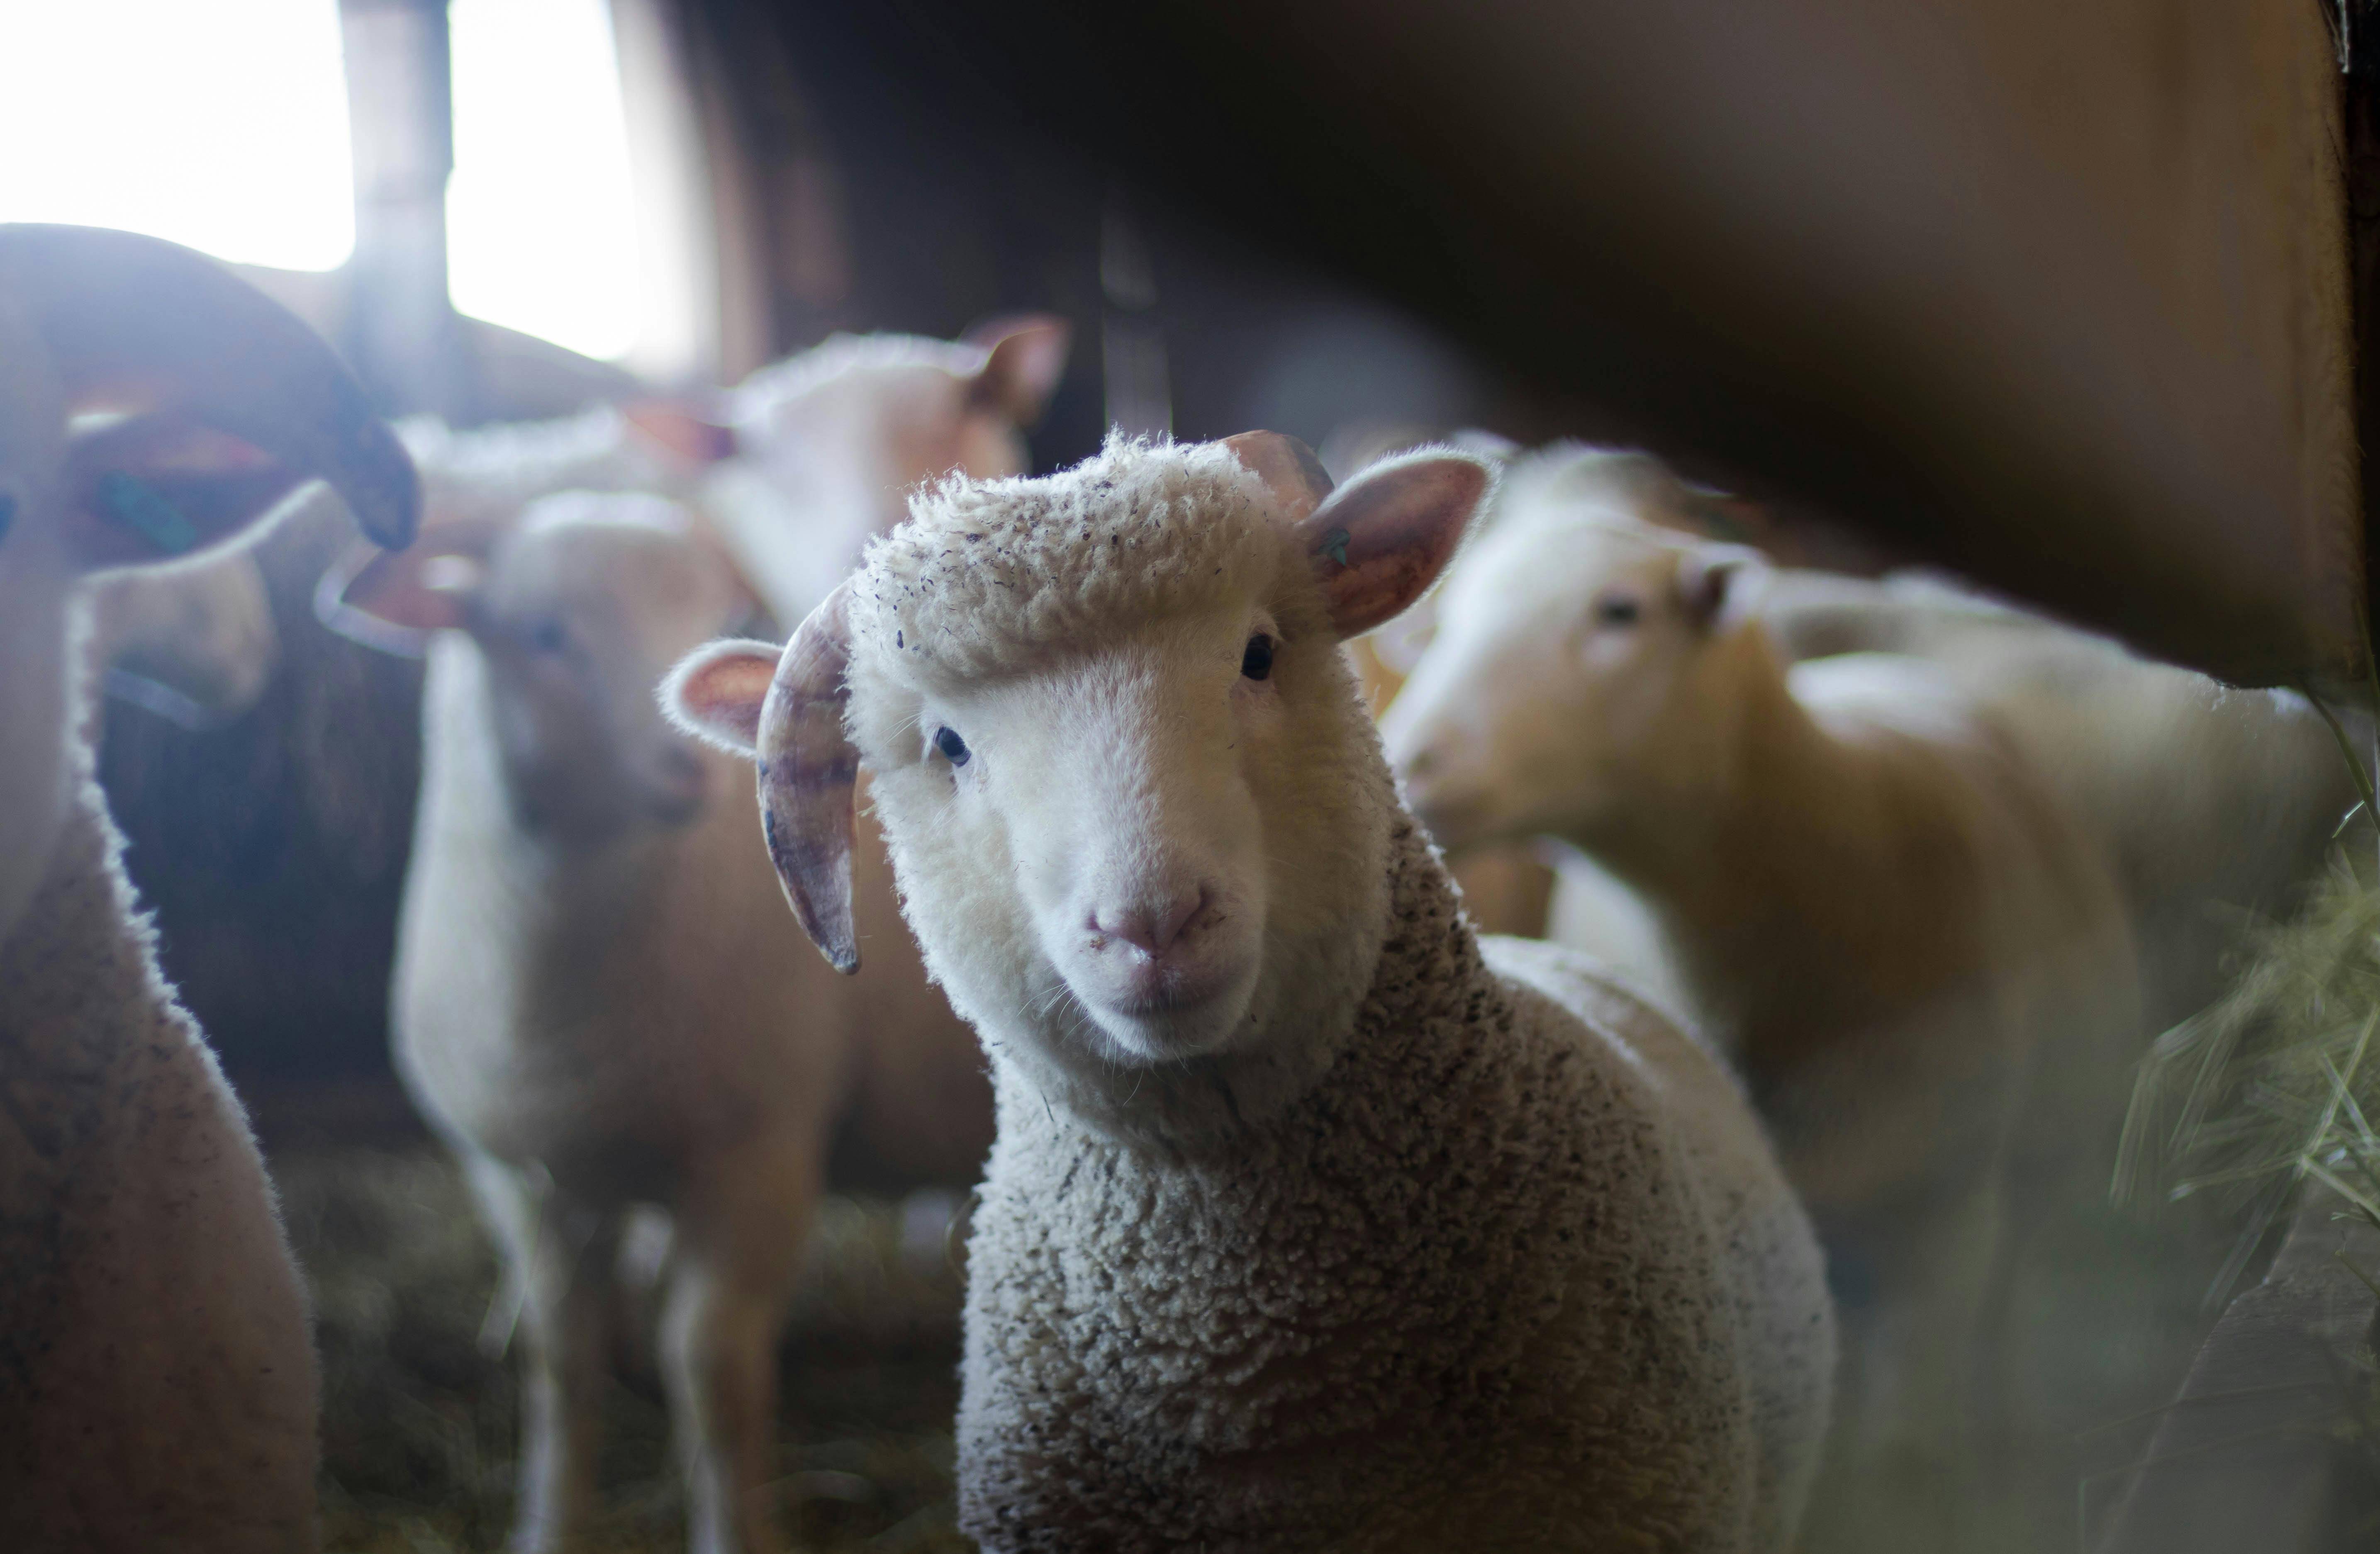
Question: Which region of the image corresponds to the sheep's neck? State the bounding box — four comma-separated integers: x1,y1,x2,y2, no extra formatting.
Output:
1583,655,1993,1075
0,780,183,1163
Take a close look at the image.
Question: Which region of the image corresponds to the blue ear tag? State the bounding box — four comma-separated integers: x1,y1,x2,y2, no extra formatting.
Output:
97,472,198,555
1321,527,1351,569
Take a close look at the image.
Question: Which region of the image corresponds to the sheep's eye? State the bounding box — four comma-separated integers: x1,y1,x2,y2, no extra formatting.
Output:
1241,633,1275,681
934,726,971,767
527,617,570,654
1594,594,1642,628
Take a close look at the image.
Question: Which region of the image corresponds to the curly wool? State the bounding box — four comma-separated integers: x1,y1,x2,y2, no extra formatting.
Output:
957,817,1814,1552
849,434,1276,681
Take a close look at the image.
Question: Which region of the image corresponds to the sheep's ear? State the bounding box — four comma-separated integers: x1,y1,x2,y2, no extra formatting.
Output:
1294,449,1494,639
314,519,502,656
2,224,418,569
1225,430,1335,522
964,315,1072,425
622,399,739,465
1676,543,1766,632
757,583,862,973
661,639,780,758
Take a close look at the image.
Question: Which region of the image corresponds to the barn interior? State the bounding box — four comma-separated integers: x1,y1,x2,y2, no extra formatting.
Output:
7,2,2379,1552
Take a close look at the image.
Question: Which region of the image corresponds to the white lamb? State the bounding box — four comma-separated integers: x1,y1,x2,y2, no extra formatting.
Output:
1378,477,2143,1550
1471,444,2359,1034
698,319,1070,623
323,487,988,1554
1749,563,2359,1031
0,223,418,1551
667,433,1835,1552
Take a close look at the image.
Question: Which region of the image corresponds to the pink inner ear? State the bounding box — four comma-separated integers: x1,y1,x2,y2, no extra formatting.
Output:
319,521,504,650
1298,457,1488,638
623,401,739,465
62,413,307,569
1224,430,1335,521
679,649,776,747
969,318,1073,423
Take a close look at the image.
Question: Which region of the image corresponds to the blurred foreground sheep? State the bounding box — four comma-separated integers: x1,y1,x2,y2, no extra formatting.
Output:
670,433,1835,1552
0,224,417,1552
328,324,1066,1554
1382,450,2144,1552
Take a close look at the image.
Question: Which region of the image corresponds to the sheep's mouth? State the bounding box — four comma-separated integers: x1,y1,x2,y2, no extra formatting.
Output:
1103,956,1243,1019
1081,958,1260,1062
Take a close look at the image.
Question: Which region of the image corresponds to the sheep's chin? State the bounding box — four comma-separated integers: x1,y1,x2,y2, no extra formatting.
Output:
1074,960,1262,1065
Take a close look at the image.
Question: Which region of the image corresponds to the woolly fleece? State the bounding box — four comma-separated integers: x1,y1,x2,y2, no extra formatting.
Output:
836,437,1833,1551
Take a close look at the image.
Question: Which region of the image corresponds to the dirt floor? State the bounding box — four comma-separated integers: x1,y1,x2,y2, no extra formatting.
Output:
272,1145,975,1554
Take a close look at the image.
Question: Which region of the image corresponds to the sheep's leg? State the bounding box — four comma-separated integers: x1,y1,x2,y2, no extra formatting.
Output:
660,1138,819,1554
461,1153,617,1554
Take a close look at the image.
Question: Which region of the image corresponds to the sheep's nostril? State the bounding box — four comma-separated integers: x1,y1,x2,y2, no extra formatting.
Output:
1094,882,1211,957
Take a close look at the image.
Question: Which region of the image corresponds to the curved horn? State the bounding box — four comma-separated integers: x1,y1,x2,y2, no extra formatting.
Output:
1224,430,1335,522
0,223,419,550
758,580,862,972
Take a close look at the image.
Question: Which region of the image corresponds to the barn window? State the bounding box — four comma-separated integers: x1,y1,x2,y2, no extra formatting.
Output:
0,0,355,271
446,0,645,362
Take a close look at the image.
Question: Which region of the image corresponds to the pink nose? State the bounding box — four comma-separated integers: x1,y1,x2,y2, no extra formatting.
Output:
1092,882,1211,957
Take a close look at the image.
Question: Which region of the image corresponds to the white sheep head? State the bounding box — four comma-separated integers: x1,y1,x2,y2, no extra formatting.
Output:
1380,493,1769,860
668,433,1491,1140
323,489,753,843
0,223,417,942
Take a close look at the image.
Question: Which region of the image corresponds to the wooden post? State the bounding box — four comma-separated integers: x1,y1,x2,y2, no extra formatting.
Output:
339,0,471,418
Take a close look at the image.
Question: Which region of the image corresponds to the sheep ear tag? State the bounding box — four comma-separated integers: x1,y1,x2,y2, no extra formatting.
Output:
755,583,863,973
61,411,312,572
1292,449,1494,640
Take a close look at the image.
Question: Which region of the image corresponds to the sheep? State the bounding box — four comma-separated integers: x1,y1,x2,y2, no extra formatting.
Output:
87,546,280,727
392,316,1070,633
1747,563,2360,1033
1377,469,2145,1549
698,319,1071,624
0,223,418,1552
1467,444,2359,1033
323,487,990,1554
666,432,1836,1553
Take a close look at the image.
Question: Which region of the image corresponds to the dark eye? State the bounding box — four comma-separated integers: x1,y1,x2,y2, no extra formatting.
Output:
934,726,971,767
527,617,569,654
1241,633,1275,681
1594,594,1642,627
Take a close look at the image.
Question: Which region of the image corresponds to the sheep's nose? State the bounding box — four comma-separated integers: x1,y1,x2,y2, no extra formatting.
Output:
1092,882,1211,957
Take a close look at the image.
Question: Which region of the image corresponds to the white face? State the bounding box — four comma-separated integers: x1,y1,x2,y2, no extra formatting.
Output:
0,300,77,941
739,362,1029,570
1382,518,1742,854
475,504,749,841
860,584,1390,1076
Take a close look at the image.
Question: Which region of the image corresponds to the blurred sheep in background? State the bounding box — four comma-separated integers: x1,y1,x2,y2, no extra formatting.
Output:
0,222,416,1554
1381,450,2146,1553
311,321,1067,1551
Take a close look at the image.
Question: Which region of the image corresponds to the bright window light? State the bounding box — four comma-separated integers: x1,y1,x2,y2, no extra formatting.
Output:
447,0,643,361
0,0,354,270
